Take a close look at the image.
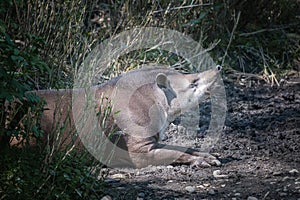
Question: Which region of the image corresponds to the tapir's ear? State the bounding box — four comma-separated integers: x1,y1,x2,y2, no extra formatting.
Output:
156,73,176,105
156,73,169,89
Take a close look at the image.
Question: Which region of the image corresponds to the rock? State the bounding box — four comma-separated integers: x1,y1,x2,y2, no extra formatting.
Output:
213,170,229,179
185,186,196,193
111,173,126,179
208,189,215,195
196,185,205,189
273,171,282,176
234,193,241,197
289,169,299,176
282,176,290,181
101,195,112,200
279,192,287,197
247,196,258,200
203,183,210,187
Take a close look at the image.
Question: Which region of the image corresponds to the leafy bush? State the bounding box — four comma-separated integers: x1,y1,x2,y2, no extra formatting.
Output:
0,26,49,148
0,149,105,200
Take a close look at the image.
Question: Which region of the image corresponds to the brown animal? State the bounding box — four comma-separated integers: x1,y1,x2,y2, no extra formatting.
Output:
12,66,223,168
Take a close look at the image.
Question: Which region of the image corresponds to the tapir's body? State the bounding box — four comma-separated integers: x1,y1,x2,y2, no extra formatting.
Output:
12,66,222,168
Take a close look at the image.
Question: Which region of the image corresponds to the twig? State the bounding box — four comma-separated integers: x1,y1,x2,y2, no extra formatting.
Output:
13,0,21,25
152,3,213,14
239,23,299,37
221,11,241,66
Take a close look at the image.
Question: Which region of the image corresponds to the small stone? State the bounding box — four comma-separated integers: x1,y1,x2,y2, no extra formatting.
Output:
136,198,143,200
289,169,299,176
166,165,173,169
273,171,282,176
234,193,241,197
279,192,287,197
111,173,126,179
208,189,215,195
247,196,258,200
101,195,112,200
231,198,237,200
185,186,196,193
282,176,290,181
203,183,210,187
213,170,229,179
138,192,145,198
196,185,205,189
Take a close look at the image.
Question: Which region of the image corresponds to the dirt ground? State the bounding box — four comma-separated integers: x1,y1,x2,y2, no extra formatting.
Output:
102,73,300,200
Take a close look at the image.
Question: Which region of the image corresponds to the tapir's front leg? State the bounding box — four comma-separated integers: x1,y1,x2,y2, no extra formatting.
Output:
130,143,221,168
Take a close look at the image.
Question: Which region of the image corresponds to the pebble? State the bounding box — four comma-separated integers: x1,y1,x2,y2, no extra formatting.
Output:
111,173,126,179
234,193,241,196
203,183,210,187
273,171,282,176
289,169,299,176
196,185,205,189
279,192,287,197
101,195,112,200
282,176,290,181
213,170,229,179
208,189,215,195
247,196,258,200
185,186,196,193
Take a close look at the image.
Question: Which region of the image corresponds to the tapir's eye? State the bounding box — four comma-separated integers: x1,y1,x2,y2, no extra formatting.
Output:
190,78,199,88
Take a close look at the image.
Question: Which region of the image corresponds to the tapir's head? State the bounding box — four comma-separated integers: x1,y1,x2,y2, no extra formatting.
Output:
158,65,222,117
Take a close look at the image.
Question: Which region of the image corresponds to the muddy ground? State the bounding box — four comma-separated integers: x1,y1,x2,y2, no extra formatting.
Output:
102,73,300,200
